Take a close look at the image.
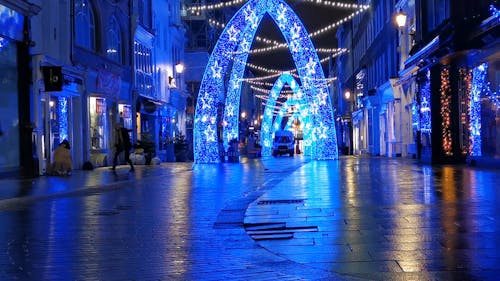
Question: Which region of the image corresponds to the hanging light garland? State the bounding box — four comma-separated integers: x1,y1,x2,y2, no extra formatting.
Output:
208,4,368,53
189,0,367,12
231,49,347,74
251,85,295,95
459,68,472,155
440,67,453,156
209,19,352,55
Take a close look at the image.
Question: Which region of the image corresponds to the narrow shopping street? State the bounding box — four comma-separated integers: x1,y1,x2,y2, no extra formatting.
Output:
0,156,499,280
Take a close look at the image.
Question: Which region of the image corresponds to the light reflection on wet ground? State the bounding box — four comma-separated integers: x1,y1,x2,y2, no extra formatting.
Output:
0,156,499,280
246,157,500,280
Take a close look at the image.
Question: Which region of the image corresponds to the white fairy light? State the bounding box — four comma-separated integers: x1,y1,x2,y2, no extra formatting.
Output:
188,0,367,12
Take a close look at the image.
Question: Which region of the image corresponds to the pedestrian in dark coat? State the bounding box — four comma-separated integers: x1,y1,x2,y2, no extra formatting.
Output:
112,124,134,171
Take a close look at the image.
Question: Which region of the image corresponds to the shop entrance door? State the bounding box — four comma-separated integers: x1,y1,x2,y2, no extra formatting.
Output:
42,95,73,174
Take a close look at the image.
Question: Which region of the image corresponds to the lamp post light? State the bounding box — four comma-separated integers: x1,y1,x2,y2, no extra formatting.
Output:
175,63,184,74
395,9,407,29
344,90,351,100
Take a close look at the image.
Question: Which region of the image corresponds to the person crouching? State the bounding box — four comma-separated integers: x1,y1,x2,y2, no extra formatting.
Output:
51,140,72,176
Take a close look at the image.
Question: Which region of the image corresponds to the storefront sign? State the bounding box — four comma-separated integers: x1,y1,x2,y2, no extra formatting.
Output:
42,66,63,92
95,98,105,113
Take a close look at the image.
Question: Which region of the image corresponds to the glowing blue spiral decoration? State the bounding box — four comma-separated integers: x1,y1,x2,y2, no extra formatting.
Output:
194,0,338,163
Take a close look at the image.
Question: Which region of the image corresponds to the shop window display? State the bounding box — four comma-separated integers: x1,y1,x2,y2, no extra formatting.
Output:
0,36,20,169
90,97,108,150
49,97,70,151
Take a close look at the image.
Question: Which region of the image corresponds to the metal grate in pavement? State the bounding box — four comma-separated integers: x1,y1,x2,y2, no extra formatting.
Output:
244,222,317,241
257,199,305,205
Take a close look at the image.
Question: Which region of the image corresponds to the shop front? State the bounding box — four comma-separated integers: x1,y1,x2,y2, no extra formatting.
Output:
0,2,39,177
136,96,161,164
89,96,110,166
0,35,21,174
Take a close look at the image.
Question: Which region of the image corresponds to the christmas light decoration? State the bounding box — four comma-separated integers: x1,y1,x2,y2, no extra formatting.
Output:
209,8,366,54
189,0,367,12
459,68,472,155
469,64,483,156
420,70,431,133
229,48,347,74
195,0,339,163
490,4,500,19
440,67,453,156
58,97,69,142
259,73,312,156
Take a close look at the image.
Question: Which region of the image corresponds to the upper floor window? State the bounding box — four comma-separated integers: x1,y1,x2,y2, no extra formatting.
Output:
427,0,450,31
106,17,122,63
138,0,152,28
74,0,95,50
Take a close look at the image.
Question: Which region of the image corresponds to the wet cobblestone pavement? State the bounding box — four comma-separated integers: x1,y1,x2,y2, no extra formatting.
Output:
0,156,499,280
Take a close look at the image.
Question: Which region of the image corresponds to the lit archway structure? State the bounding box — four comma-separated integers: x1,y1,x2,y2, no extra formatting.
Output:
271,98,313,155
194,0,338,163
259,73,310,156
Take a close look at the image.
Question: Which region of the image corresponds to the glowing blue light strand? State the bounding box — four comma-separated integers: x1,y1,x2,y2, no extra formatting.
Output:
420,71,431,134
470,64,485,157
58,97,69,142
194,0,339,163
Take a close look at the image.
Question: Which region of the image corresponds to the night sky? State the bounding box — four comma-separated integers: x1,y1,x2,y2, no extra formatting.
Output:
245,0,358,76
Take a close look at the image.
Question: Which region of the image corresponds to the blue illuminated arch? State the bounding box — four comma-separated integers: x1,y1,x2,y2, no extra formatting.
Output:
259,73,307,156
271,98,314,155
194,0,338,163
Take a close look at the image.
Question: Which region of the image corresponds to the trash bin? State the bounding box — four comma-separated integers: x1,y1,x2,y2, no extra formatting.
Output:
228,139,239,163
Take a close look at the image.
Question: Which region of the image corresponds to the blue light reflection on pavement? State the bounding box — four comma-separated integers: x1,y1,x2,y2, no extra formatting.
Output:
0,157,499,280
245,157,500,279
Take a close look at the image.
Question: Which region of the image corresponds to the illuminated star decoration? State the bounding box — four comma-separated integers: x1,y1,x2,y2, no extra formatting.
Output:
227,25,239,42
211,60,222,78
194,0,338,163
305,57,317,75
226,103,235,117
200,94,212,109
317,89,328,105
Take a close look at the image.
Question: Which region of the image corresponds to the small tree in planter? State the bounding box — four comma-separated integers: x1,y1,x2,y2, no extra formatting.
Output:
173,133,188,162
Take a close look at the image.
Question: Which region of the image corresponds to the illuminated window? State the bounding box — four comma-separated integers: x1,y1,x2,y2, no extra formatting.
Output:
106,17,122,63
74,0,95,50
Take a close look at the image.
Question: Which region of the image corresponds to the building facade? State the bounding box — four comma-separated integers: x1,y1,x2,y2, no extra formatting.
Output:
336,0,499,166
0,0,41,178
1,0,188,178
401,0,499,165
134,0,187,163
336,0,400,157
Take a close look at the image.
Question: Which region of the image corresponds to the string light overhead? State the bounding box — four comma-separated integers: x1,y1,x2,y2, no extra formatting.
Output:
189,0,367,12
232,49,347,74
208,4,369,53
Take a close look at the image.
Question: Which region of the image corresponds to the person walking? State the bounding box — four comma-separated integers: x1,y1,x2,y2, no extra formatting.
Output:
51,140,72,176
112,124,134,172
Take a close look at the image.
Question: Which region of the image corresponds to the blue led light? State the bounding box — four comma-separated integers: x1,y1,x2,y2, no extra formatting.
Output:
194,0,338,163
490,5,500,19
420,70,431,134
58,97,69,142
